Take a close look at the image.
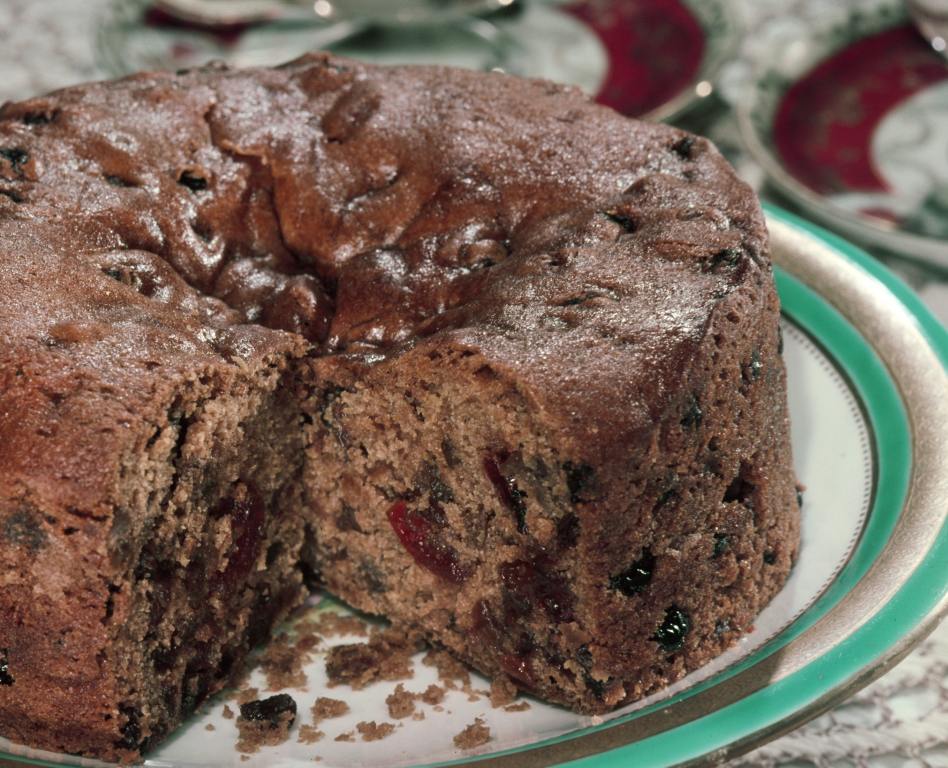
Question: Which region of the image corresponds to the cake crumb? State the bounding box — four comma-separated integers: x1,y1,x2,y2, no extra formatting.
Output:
334,731,355,742
205,723,216,732
489,676,518,708
412,711,426,721
297,724,324,744
325,628,420,689
312,696,350,723
260,633,310,690
423,649,470,689
296,633,321,654
240,755,250,762
433,705,444,713
356,720,396,742
385,684,416,719
307,611,369,638
222,704,235,720
453,718,491,749
236,694,297,754
504,701,531,712
421,683,445,705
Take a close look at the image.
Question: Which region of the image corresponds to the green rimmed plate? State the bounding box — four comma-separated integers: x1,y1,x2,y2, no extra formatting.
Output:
2,205,946,768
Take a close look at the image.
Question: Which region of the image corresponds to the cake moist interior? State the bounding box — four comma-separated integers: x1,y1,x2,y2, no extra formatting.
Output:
0,53,799,762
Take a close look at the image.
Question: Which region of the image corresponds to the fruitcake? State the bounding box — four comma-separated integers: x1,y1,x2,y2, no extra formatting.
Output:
0,54,799,762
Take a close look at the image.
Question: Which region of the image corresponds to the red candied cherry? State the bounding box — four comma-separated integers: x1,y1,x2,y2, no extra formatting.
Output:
387,500,469,584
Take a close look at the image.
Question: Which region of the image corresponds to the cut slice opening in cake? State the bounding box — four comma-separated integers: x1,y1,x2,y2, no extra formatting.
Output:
104,356,312,754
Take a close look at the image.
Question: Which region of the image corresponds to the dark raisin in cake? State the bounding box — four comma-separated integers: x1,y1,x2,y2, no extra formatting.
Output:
0,54,799,762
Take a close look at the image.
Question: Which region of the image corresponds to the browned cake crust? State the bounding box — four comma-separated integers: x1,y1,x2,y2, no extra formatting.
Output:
0,54,799,762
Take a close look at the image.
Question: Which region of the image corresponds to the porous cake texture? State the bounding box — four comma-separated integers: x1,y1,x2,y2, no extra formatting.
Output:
0,54,798,762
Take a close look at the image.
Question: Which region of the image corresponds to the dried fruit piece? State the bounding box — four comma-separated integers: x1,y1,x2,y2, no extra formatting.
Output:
470,600,535,686
706,246,741,272
742,349,763,383
483,455,528,532
670,136,695,159
177,170,208,191
237,694,297,752
602,209,637,232
239,693,297,727
0,147,29,173
387,500,469,583
214,484,267,590
653,606,691,652
500,558,574,623
680,395,703,428
116,705,142,751
609,550,655,596
2,649,16,684
563,461,600,504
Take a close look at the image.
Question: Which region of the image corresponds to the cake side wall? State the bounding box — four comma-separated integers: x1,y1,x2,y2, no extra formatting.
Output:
0,494,126,760
576,257,799,706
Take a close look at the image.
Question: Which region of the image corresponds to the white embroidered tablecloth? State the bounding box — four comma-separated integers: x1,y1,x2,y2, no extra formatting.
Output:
0,1,944,766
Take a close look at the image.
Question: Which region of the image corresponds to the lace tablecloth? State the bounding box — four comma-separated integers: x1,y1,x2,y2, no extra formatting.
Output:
0,1,945,766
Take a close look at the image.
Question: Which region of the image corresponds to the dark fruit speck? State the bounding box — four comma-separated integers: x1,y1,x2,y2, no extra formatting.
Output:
484,455,528,533
609,549,655,596
564,462,598,504
116,705,142,750
680,394,702,428
576,644,594,670
603,209,637,233
653,606,691,652
23,111,54,125
178,170,208,191
556,513,579,549
763,550,777,565
584,673,616,700
671,136,695,159
0,147,29,171
707,246,741,271
743,349,763,383
0,649,12,685
712,533,730,558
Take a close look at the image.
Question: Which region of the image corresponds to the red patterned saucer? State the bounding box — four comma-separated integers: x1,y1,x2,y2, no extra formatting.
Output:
740,2,948,268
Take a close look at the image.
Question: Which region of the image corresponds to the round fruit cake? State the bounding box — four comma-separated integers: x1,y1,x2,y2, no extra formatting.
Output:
0,54,799,762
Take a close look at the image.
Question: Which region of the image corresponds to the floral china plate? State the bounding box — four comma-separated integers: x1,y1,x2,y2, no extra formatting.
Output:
1,206,946,767
739,1,948,269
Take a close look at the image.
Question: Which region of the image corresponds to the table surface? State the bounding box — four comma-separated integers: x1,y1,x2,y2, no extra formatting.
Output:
0,1,945,766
